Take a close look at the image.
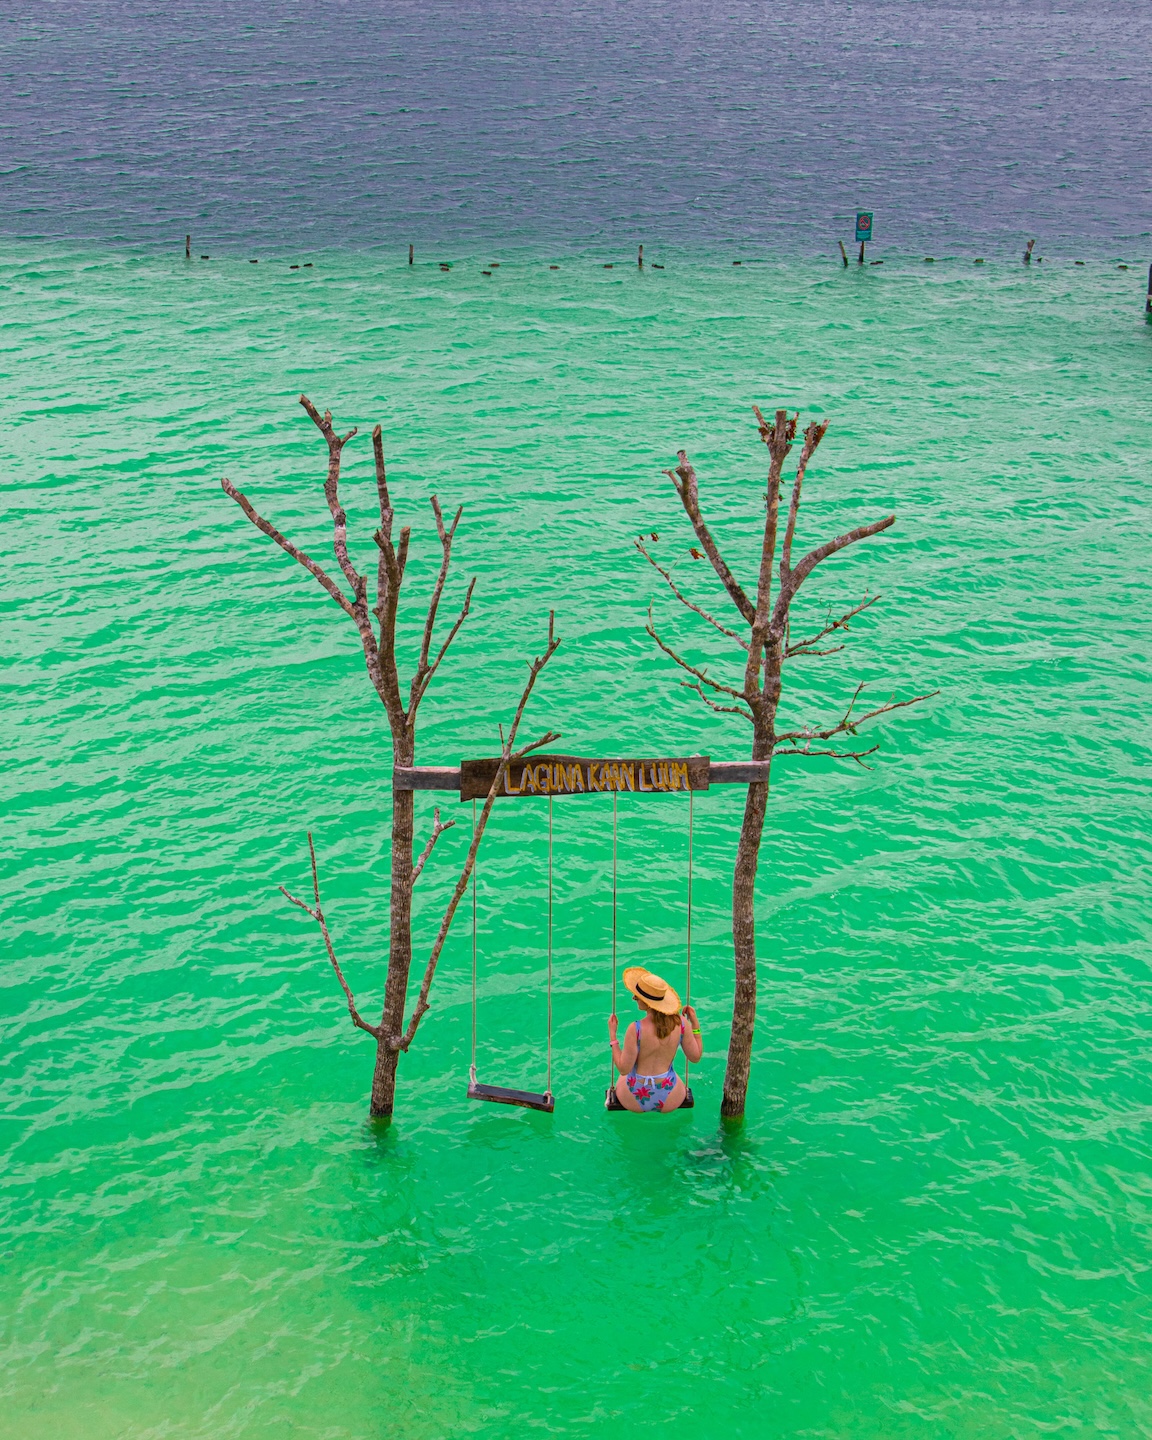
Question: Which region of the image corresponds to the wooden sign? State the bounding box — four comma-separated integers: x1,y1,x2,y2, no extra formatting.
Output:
459,754,710,802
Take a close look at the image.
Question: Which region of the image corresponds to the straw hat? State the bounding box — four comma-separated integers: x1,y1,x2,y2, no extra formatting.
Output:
623,967,681,1015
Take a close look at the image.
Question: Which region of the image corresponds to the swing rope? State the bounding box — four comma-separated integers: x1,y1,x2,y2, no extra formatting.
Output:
608,791,618,1089
470,795,554,1105
471,799,477,1079
684,788,694,1094
547,795,553,1098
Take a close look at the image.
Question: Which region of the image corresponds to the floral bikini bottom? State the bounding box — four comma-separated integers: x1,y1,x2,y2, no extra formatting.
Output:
625,1067,679,1112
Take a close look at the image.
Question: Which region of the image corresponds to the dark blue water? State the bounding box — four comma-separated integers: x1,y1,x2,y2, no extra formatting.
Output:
2,0,1150,256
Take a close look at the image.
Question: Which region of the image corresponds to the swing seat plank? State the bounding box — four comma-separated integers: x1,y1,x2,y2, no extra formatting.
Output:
605,1086,695,1111
469,1078,555,1113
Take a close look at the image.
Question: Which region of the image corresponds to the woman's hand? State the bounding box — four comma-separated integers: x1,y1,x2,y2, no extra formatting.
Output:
608,1013,619,1043
683,1004,699,1030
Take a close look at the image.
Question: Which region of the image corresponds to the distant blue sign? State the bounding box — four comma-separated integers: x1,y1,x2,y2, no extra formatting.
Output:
855,211,874,243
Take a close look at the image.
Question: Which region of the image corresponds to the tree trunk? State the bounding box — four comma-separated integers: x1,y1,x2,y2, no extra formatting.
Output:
370,739,415,1118
722,737,772,1120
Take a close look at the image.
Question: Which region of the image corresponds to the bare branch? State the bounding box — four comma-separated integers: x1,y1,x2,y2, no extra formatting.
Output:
419,576,476,698
409,496,468,715
775,682,939,745
779,418,829,580
743,407,795,702
665,451,756,624
786,594,880,657
774,515,896,625
369,514,409,732
299,394,364,601
371,423,395,633
280,832,381,1038
220,478,357,618
773,743,881,768
635,538,748,649
681,680,754,722
646,605,749,700
418,498,460,667
396,616,563,1052
411,808,455,888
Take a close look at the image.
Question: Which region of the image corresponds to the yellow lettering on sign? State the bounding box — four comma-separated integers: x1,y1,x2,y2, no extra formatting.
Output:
638,764,653,792
588,762,603,792
503,767,522,794
521,765,538,794
619,763,635,792
566,763,585,793
670,761,689,791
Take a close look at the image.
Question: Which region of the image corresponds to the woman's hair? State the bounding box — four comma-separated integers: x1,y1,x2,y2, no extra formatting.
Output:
646,1005,682,1040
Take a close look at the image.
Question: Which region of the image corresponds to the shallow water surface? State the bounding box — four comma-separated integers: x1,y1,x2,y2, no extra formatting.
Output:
3,247,1152,1436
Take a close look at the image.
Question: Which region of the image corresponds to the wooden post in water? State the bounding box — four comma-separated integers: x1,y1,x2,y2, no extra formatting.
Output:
408,243,414,266
638,244,644,268
838,240,848,268
854,211,873,267
186,234,191,259
1146,262,1152,315
1024,239,1036,264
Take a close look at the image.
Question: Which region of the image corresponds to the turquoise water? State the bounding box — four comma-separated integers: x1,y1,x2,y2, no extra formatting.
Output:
4,246,1152,1437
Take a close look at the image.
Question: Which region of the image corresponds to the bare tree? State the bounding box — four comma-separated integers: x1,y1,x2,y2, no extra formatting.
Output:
223,396,560,1117
638,408,935,1120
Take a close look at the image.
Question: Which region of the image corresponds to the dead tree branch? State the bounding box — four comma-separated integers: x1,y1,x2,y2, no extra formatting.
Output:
219,479,357,618
664,452,756,624
635,537,748,649
645,604,748,700
775,682,940,747
681,680,755,722
773,743,881,768
773,515,896,624
775,415,829,578
787,594,880,657
411,809,455,887
280,832,382,1038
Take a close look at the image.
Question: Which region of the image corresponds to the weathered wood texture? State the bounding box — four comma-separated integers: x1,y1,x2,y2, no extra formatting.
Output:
468,1080,555,1112
394,758,771,792
459,754,709,801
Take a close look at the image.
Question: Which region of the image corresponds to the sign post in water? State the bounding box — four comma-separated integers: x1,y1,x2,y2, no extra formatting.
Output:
855,210,874,263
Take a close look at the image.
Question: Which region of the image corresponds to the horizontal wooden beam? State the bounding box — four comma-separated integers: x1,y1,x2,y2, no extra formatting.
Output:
393,760,772,791
395,766,461,791
710,761,772,784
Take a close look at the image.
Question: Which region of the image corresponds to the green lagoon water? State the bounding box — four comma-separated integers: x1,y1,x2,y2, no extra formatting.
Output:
4,246,1152,1437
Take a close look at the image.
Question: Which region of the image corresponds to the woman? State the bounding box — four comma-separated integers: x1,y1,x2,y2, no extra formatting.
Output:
608,966,703,1112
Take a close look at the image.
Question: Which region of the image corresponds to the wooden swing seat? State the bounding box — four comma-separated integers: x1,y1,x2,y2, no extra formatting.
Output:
605,1086,694,1111
468,1076,555,1112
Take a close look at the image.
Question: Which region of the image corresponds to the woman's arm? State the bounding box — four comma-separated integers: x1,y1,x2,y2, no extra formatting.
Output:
681,1005,703,1063
609,1013,637,1075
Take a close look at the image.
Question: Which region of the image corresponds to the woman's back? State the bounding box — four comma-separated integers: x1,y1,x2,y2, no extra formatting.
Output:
632,1015,680,1073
